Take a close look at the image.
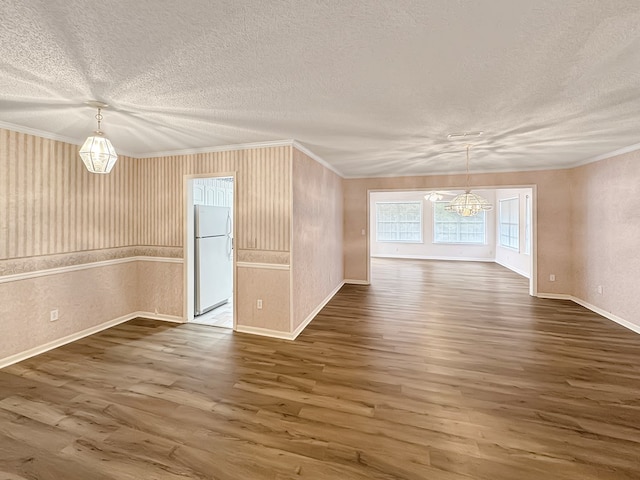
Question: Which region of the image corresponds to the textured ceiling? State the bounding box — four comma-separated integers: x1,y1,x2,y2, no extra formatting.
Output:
1,0,640,177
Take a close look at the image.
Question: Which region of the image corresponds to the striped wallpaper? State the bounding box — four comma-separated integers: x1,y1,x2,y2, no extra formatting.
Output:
0,128,292,262
0,129,138,259
137,146,291,252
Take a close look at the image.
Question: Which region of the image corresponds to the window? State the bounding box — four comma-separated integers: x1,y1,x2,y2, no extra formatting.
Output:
376,202,422,243
500,197,519,250
433,201,486,244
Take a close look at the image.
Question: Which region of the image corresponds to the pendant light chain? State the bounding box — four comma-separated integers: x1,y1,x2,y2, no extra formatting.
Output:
465,144,470,190
96,107,103,134
444,143,493,217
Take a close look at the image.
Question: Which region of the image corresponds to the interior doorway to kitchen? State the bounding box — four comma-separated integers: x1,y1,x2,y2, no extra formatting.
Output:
185,175,235,329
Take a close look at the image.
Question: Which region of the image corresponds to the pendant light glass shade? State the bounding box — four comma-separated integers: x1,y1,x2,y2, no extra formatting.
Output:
445,191,493,217
79,103,118,174
79,134,118,174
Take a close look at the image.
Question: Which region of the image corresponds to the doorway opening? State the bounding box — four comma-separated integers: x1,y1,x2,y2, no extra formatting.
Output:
367,186,537,296
184,174,235,329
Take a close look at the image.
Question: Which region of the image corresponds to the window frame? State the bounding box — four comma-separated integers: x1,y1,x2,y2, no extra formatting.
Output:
499,197,520,251
524,194,531,255
432,201,487,245
375,201,423,244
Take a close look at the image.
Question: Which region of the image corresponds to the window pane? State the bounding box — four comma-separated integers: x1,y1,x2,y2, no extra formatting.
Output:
433,202,486,244
376,202,422,243
499,198,519,250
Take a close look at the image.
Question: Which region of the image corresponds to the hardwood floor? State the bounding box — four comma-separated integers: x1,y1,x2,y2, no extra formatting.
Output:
2,258,640,479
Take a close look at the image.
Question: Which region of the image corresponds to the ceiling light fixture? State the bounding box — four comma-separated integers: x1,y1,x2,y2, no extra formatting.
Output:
79,101,118,174
445,145,493,217
447,131,484,140
424,191,456,202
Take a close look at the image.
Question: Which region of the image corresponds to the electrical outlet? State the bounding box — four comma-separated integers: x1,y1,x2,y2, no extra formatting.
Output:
257,299,263,309
50,309,59,322
361,229,366,236
597,285,603,294
549,274,556,282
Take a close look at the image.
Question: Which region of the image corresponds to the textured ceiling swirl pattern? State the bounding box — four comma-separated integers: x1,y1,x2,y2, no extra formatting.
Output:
1,0,640,176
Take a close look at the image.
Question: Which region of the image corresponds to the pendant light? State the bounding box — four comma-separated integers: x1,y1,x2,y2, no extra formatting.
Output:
79,101,118,174
445,145,492,217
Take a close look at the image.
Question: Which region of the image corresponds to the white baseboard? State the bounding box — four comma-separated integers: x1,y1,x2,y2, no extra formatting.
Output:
136,312,185,324
344,279,370,285
494,259,530,278
537,293,640,335
371,254,494,262
536,292,573,301
0,311,186,369
0,314,133,369
571,297,640,335
290,281,345,340
235,282,346,341
235,325,295,340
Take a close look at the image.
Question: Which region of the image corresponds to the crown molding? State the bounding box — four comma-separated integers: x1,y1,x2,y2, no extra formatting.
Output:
6,117,636,177
569,141,640,168
291,140,344,177
135,139,298,159
0,120,138,157
0,120,83,146
0,122,343,176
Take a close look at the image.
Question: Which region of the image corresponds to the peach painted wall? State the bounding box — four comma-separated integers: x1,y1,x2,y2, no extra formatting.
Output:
291,148,343,331
0,262,139,359
571,150,640,326
136,260,183,317
237,266,290,332
344,169,573,295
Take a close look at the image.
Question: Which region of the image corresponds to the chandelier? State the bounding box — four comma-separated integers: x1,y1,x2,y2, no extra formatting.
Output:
445,145,492,217
79,101,118,174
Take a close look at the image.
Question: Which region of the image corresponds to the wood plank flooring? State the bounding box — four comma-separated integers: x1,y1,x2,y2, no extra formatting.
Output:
2,258,640,479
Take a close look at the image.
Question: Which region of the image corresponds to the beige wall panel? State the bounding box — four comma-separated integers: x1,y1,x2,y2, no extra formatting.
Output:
0,262,138,359
343,169,573,294
291,148,344,329
571,151,640,324
137,261,184,317
236,267,290,332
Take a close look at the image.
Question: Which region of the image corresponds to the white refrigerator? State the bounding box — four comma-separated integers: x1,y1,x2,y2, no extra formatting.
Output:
194,205,233,316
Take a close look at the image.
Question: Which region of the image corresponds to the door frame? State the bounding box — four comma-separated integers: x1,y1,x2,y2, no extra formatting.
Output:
183,172,237,329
